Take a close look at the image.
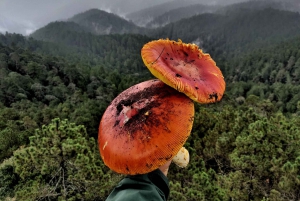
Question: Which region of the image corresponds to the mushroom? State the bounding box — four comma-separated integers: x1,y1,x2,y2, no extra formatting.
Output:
98,79,194,175
141,39,225,104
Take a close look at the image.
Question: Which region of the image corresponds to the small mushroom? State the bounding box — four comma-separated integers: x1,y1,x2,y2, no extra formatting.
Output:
98,79,194,175
141,39,226,104
172,147,189,168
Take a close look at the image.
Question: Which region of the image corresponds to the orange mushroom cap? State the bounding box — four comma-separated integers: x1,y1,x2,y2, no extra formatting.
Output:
98,79,194,175
141,39,226,104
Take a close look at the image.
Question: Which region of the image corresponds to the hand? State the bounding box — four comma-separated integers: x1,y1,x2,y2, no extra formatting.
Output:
158,160,172,177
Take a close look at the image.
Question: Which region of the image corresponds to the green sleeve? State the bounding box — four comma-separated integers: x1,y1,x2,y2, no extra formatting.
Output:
106,169,170,201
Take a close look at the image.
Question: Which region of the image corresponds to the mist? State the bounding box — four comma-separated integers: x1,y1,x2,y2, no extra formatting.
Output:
0,0,174,34
0,0,297,35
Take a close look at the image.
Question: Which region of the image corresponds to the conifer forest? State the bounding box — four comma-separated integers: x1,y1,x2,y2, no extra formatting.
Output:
1,0,300,200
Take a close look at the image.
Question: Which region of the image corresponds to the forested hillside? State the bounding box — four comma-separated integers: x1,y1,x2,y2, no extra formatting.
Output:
1,1,300,200
30,21,90,40
225,36,300,113
216,0,300,14
127,0,300,30
2,32,152,73
151,8,300,58
125,0,203,26
146,4,219,28
68,9,145,35
28,6,300,67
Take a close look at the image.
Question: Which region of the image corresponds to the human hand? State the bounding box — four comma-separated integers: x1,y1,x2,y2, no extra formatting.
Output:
158,160,172,177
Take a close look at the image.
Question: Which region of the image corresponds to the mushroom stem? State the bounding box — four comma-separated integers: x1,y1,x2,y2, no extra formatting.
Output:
172,147,189,168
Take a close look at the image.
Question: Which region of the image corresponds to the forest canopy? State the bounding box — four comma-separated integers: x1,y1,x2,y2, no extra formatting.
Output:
1,2,300,200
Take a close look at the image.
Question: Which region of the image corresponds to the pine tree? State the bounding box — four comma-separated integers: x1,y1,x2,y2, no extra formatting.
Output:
13,118,115,201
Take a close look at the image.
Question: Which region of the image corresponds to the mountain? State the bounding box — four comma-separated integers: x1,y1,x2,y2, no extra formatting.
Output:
0,0,175,36
125,0,259,27
68,9,145,35
128,0,300,29
31,8,147,42
20,26,152,73
125,0,204,27
146,4,219,28
31,4,300,62
30,21,90,42
151,8,300,58
217,0,300,14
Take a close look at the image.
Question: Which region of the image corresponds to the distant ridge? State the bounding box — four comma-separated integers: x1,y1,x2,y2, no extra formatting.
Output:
30,21,89,42
217,0,300,14
150,7,300,57
68,9,145,35
30,2,300,60
146,4,219,28
127,0,300,28
126,0,202,27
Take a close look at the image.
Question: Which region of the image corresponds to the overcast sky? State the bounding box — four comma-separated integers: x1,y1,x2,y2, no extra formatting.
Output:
0,0,271,35
0,0,172,34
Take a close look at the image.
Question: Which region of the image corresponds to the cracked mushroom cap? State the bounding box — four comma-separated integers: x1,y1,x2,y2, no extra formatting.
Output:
141,39,225,104
98,79,194,175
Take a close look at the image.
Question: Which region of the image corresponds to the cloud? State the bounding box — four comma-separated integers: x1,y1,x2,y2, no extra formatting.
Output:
22,20,37,35
1,0,291,35
0,26,7,33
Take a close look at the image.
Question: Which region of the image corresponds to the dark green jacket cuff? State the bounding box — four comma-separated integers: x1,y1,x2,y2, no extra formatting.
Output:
106,169,170,201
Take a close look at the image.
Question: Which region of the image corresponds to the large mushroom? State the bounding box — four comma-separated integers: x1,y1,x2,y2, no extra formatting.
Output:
141,39,225,104
98,79,194,175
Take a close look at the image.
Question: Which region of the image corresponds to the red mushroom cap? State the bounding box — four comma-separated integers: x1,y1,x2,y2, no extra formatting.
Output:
98,79,194,175
141,39,225,104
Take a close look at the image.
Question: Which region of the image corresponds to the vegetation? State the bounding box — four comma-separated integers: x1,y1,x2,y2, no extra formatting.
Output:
68,9,145,35
12,118,115,200
145,4,219,28
1,2,300,200
152,8,300,59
